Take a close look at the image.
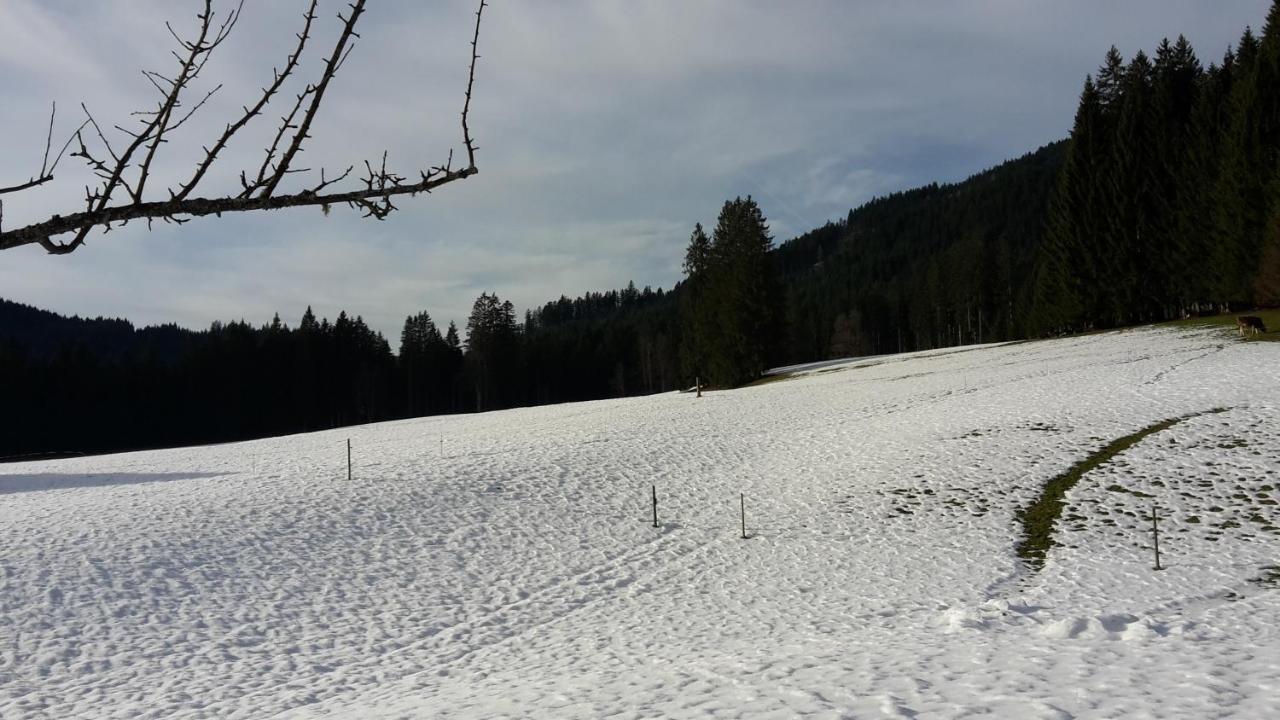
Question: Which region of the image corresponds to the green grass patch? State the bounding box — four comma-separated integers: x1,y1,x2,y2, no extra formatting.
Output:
1162,309,1280,342
1251,565,1280,588
1015,408,1228,570
742,373,798,389
1106,483,1155,498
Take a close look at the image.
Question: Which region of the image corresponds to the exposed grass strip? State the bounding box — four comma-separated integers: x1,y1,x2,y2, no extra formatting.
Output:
1162,309,1280,342
1015,408,1228,570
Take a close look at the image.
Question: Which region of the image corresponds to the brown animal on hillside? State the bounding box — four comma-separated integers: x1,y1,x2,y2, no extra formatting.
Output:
1237,316,1267,337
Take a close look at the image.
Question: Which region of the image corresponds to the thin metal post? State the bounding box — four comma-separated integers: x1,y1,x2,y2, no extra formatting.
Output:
652,484,659,528
740,493,747,539
1152,503,1163,571
347,438,352,481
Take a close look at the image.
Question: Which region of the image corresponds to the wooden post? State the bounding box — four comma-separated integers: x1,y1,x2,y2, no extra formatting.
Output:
740,493,747,539
652,484,659,528
347,438,352,481
696,376,702,399
1151,503,1163,571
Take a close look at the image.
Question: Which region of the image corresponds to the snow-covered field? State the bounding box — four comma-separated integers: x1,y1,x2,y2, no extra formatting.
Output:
2,326,1278,719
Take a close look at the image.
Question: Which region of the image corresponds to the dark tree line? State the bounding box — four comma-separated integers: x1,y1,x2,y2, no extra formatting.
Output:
1,300,401,456
1031,4,1280,332
0,286,681,457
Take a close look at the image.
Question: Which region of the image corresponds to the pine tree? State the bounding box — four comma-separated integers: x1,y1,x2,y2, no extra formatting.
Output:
1213,27,1266,304
704,196,779,386
1180,52,1236,307
1034,77,1103,333
1108,50,1157,323
1096,46,1127,109
400,311,443,415
678,223,713,385
1149,36,1203,316
299,306,318,333
465,293,519,410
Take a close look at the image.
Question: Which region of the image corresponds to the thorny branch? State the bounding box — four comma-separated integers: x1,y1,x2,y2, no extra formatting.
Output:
0,0,486,255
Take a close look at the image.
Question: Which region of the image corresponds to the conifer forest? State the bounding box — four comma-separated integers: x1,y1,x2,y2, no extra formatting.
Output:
3,3,1278,458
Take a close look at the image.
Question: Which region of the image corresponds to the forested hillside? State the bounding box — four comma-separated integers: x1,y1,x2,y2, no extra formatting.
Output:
5,3,1277,458
774,141,1066,362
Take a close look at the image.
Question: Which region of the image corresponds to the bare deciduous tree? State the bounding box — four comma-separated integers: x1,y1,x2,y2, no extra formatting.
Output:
0,0,485,255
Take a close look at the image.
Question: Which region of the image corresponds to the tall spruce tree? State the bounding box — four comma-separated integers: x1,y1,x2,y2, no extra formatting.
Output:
1107,50,1157,323
1035,77,1104,333
1213,27,1266,303
1180,52,1236,307
678,223,712,386
704,196,779,386
465,292,519,411
400,311,445,415
1149,36,1203,316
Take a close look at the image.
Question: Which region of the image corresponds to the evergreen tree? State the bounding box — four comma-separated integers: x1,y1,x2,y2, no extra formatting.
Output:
1149,36,1203,315
704,196,780,386
1110,50,1160,322
400,310,444,415
1096,46,1127,109
465,292,519,410
678,223,712,385
1180,52,1236,307
1213,27,1266,303
1034,78,1103,333
299,306,318,333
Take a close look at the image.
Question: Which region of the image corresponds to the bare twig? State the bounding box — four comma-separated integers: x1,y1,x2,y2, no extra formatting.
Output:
259,0,367,197
0,103,82,196
462,1,486,169
176,0,319,201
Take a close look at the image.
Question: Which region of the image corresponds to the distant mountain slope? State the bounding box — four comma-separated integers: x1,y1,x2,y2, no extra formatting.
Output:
775,141,1067,363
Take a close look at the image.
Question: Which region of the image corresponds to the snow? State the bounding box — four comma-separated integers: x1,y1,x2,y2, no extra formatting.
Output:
2,326,1278,719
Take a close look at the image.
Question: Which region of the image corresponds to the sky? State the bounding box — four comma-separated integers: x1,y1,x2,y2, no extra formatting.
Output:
0,0,1270,342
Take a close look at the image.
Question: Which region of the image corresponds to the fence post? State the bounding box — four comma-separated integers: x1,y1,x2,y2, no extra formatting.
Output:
696,376,702,399
740,492,747,539
347,438,352,481
652,484,659,528
1151,503,1163,571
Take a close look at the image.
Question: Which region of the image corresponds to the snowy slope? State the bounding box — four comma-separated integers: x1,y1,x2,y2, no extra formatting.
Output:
2,326,1278,719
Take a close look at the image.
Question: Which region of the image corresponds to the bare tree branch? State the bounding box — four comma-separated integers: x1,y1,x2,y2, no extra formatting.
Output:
463,1,486,169
176,0,319,201
0,0,486,255
6,164,475,255
259,0,366,198
0,103,81,196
